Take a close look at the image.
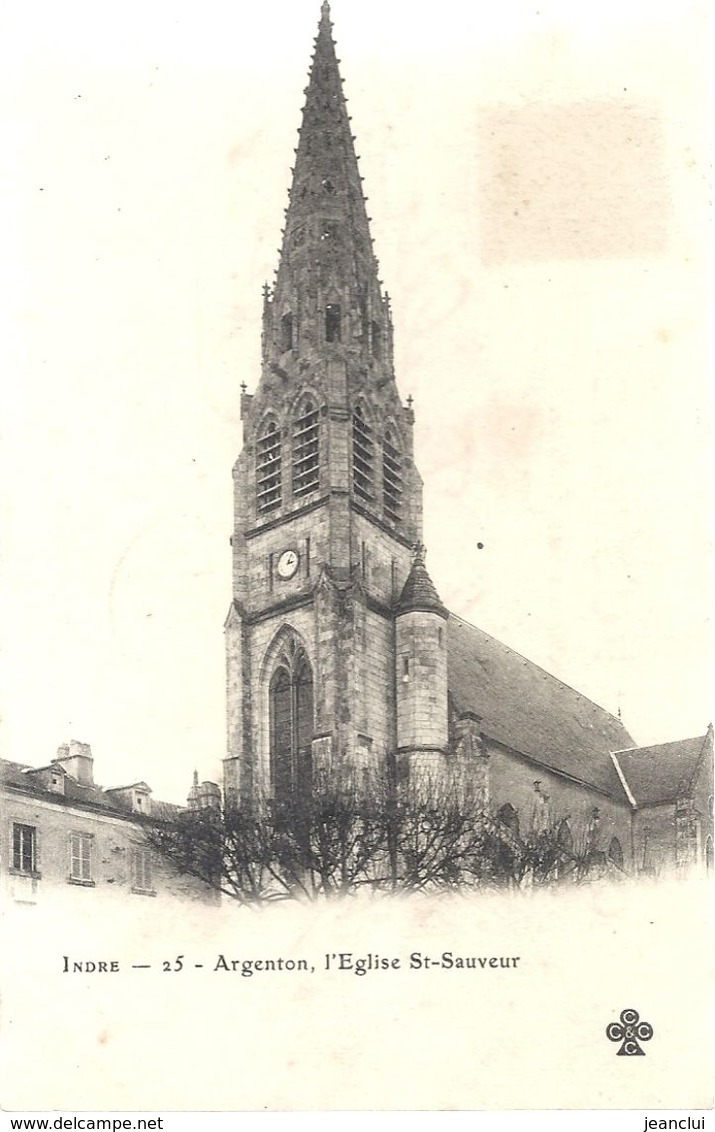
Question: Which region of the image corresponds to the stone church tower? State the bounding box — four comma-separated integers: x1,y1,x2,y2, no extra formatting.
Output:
224,2,449,806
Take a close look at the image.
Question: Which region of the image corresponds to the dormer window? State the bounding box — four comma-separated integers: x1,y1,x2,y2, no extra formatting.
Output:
383,429,403,524
352,405,374,502
325,303,341,343
256,419,282,513
292,399,320,498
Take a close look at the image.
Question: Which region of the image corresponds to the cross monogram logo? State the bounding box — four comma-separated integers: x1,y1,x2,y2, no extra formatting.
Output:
606,1008,654,1056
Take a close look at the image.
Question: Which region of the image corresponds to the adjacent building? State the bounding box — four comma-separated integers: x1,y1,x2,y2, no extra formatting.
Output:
1,741,219,906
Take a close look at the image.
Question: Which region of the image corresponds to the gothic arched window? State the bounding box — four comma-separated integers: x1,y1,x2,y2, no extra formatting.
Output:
557,818,573,854
383,427,403,524
325,303,341,343
371,320,382,360
292,397,320,498
498,803,520,838
608,836,624,869
270,667,292,801
352,404,374,502
269,645,314,804
281,312,293,353
256,417,282,514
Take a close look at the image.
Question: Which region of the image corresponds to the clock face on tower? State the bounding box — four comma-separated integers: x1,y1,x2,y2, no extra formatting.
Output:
276,548,299,580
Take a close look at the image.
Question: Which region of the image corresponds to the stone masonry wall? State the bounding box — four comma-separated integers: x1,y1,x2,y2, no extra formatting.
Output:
2,791,215,907
396,610,448,752
487,742,634,870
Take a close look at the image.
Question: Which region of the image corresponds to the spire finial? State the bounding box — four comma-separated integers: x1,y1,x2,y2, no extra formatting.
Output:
412,542,426,566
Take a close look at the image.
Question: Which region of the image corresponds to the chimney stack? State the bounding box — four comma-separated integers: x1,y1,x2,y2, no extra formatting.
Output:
53,740,94,786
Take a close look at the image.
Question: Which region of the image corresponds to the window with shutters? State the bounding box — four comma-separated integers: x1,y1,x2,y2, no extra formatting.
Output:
12,824,37,874
256,418,282,513
131,848,154,894
69,832,93,885
292,399,320,498
352,404,374,502
383,428,403,524
269,647,314,805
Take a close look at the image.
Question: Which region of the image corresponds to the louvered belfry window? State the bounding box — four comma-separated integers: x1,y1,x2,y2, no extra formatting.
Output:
256,419,282,513
383,428,403,523
352,405,374,502
292,399,320,498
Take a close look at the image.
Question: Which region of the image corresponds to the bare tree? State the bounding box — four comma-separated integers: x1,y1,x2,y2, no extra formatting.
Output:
388,772,489,893
146,802,290,907
147,766,608,904
269,771,390,898
146,773,391,905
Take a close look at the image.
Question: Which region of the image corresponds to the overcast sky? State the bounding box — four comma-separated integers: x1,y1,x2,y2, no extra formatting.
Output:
1,0,710,802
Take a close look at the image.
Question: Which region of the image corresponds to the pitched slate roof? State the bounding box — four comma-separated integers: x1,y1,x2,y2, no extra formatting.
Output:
0,758,181,821
0,759,33,789
447,613,635,798
611,733,711,806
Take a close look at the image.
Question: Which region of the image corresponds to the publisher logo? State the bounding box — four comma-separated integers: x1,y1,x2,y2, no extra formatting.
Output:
606,1008,654,1056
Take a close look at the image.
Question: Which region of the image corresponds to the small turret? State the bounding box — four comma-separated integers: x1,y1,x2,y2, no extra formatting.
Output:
187,770,200,809
187,771,222,812
395,545,449,780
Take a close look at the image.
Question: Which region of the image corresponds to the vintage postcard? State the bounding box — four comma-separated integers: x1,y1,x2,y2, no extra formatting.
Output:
1,0,712,1117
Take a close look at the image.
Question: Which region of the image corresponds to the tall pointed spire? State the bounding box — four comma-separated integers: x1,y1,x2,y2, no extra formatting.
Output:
262,2,391,372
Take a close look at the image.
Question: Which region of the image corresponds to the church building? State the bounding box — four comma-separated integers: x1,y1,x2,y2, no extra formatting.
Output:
223,2,712,877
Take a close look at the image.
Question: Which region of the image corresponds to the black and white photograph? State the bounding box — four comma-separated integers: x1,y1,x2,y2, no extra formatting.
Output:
1,0,711,1117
